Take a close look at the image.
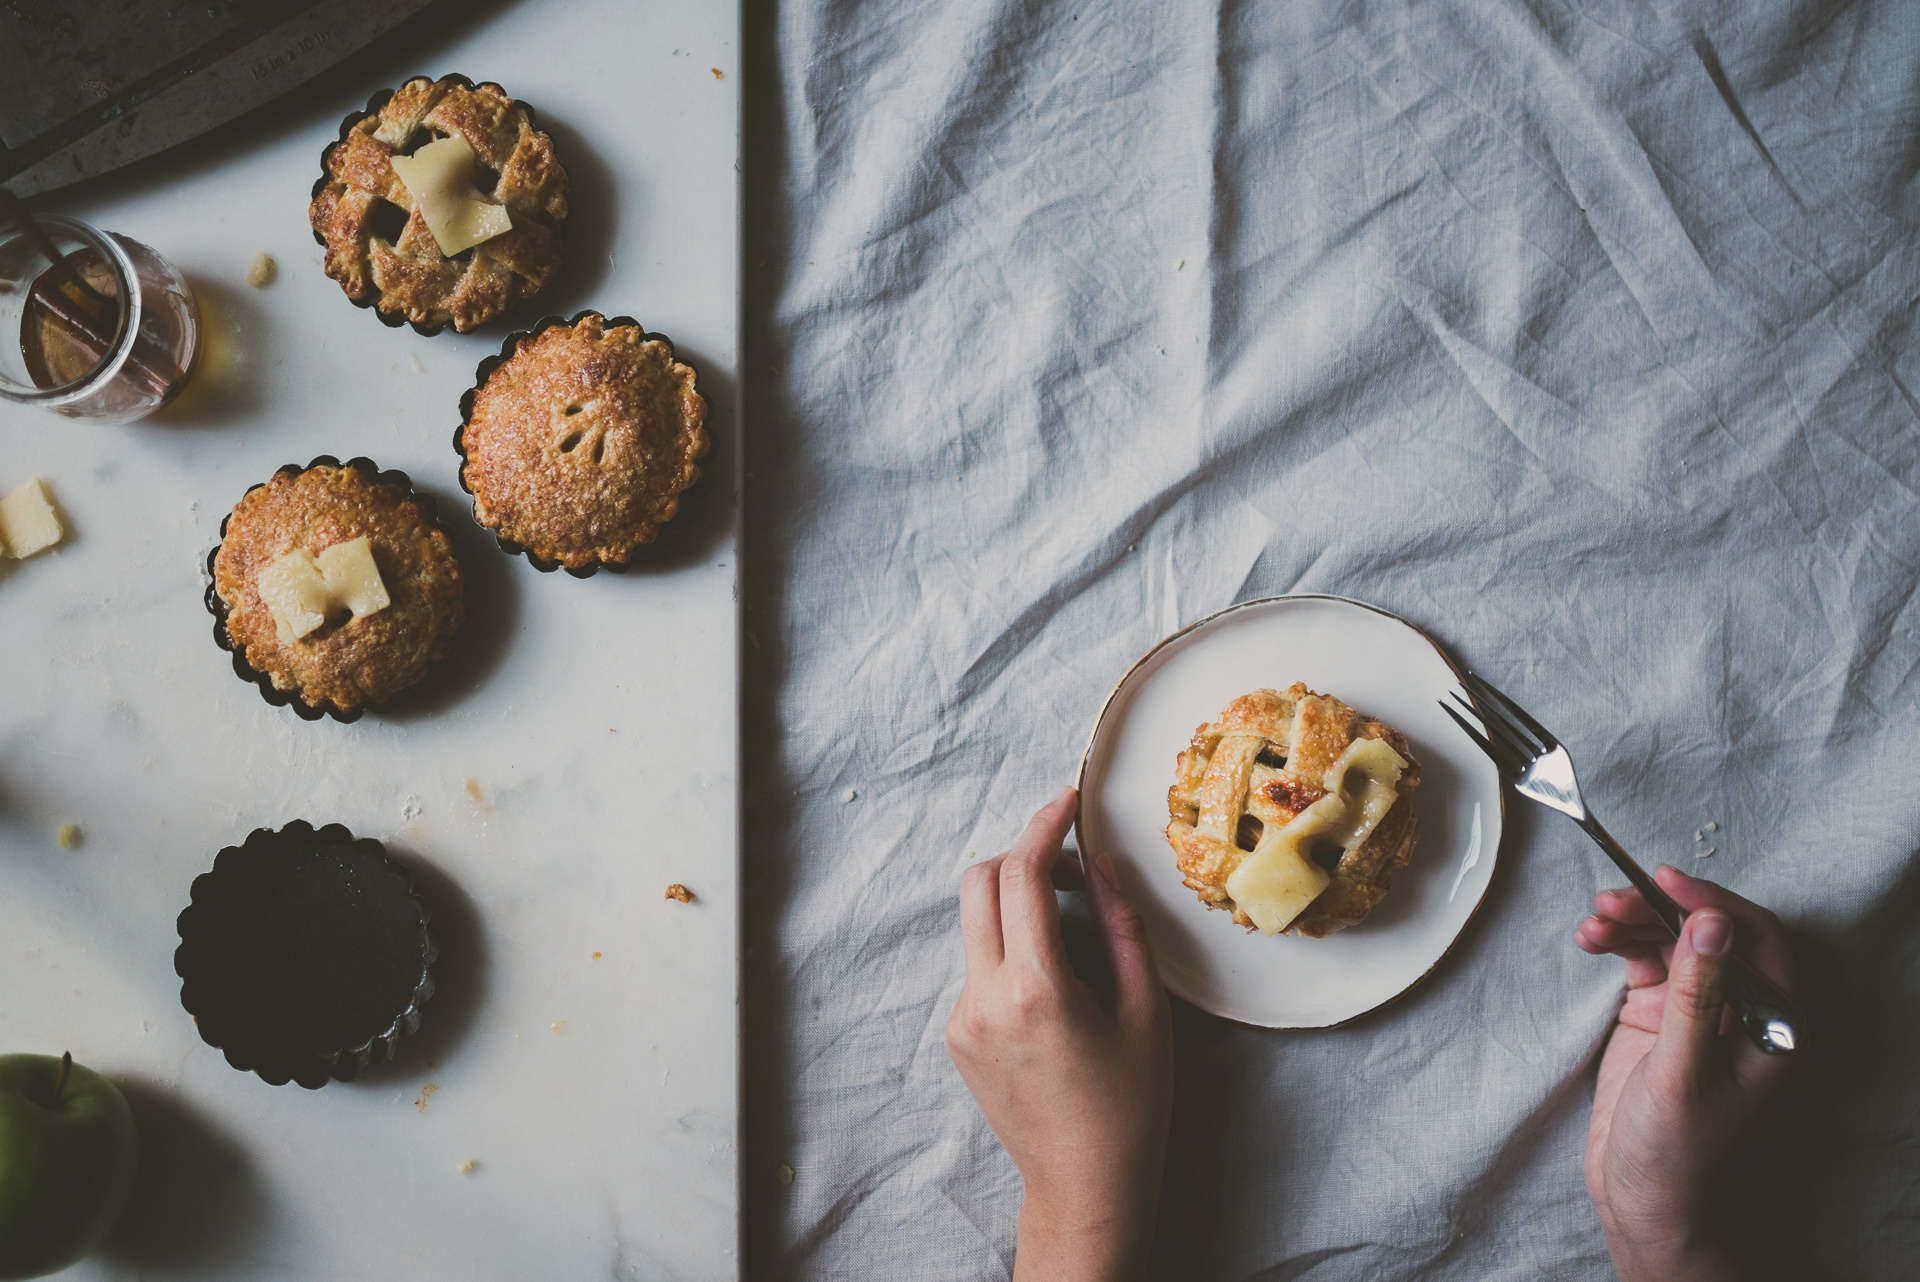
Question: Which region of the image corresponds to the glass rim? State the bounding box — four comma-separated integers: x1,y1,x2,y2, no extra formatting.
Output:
0,214,141,405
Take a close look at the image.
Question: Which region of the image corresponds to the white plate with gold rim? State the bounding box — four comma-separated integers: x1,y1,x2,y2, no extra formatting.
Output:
1074,595,1503,1029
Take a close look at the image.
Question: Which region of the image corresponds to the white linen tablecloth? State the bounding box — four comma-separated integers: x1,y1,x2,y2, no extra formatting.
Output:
739,1,1920,1276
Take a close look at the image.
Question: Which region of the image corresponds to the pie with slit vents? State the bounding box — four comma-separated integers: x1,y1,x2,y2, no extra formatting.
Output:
1165,684,1421,938
212,461,464,717
458,312,708,573
310,75,568,334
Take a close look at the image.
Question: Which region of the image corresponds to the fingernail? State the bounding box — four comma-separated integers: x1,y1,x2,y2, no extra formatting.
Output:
1692,911,1731,956
1093,851,1118,888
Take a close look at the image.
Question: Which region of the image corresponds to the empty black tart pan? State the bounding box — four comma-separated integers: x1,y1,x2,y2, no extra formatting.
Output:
176,821,437,1088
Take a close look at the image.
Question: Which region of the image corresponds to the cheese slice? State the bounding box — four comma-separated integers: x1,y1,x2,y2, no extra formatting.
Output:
258,550,331,643
1223,737,1409,935
1224,792,1345,934
316,536,390,618
257,536,390,643
1317,737,1408,851
390,136,514,256
0,478,64,559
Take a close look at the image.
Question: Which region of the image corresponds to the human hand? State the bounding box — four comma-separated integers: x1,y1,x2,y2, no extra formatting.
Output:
946,786,1173,1282
1575,865,1798,1282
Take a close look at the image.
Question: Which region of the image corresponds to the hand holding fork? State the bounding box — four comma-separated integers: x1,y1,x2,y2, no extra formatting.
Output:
1444,670,1801,1280
1441,669,1800,1054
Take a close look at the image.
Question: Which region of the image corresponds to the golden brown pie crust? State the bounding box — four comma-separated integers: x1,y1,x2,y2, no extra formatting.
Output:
214,465,464,715
310,75,568,333
459,313,708,571
1165,683,1421,938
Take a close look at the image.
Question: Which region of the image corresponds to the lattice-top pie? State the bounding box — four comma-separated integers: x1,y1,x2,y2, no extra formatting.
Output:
310,75,568,334
1166,684,1420,937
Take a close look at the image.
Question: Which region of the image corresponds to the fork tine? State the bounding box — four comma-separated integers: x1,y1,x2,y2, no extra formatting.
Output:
1441,700,1521,776
1458,676,1544,757
1448,691,1530,775
1461,669,1560,752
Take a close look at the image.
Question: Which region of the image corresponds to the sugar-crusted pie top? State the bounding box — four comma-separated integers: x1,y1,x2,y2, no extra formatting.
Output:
460,313,709,571
214,465,464,714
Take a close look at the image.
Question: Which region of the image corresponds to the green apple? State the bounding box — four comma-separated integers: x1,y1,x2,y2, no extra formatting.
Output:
0,1053,139,1281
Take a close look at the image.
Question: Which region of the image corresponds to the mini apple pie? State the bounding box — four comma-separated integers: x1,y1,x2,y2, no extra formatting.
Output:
209,458,464,720
457,311,708,574
310,74,568,333
1166,684,1420,937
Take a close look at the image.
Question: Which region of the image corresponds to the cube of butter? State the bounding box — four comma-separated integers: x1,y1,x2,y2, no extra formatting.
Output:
258,549,332,643
0,478,63,559
390,136,514,257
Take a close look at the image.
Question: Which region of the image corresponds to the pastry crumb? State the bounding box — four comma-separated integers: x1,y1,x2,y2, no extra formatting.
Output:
591,951,603,960
665,883,695,904
56,823,81,849
458,1159,477,1175
712,67,724,79
842,788,858,803
1705,821,1720,832
550,1019,568,1035
409,352,424,374
1696,847,1717,859
415,1083,439,1112
464,777,493,811
776,1164,794,1185
245,252,275,287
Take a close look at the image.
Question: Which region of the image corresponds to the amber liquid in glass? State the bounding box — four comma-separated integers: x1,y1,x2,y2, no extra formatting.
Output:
18,244,194,412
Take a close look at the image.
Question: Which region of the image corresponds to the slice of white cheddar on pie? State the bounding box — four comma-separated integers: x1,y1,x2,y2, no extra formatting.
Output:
258,550,329,641
258,536,389,643
315,536,390,618
390,135,514,257
0,478,63,559
1224,737,1409,935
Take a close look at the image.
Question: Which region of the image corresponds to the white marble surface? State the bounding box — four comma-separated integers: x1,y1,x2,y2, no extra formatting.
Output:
0,3,740,1277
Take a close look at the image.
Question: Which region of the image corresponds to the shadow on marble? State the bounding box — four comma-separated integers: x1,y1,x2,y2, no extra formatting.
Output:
506,114,620,327
143,275,272,430
380,483,522,721
99,1078,272,1273
363,846,492,1078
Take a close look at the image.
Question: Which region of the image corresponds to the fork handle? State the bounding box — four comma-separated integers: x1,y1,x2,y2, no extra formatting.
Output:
1579,816,1800,1055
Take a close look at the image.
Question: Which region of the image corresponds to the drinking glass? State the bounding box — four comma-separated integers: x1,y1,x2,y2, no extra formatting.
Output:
0,213,200,423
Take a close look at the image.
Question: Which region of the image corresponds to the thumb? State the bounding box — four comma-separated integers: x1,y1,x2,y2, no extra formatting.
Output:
1649,909,1734,1095
1085,852,1165,1028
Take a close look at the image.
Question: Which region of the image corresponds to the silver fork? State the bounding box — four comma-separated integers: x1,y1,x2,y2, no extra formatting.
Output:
1441,670,1799,1055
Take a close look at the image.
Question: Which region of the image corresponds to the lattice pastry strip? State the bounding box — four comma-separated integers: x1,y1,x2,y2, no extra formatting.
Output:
1166,684,1421,938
